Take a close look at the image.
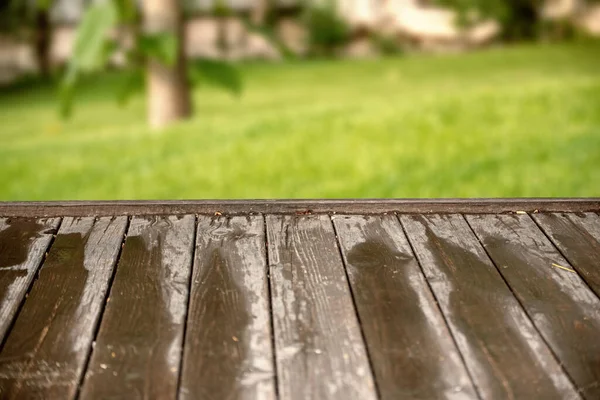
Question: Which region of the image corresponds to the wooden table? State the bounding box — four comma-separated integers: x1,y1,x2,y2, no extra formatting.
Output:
0,199,599,399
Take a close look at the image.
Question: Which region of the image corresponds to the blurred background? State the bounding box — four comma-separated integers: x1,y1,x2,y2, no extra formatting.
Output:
0,0,599,200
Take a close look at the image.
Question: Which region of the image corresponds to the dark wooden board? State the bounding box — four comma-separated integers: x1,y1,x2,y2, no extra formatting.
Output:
332,214,477,399
0,216,127,399
0,217,60,343
532,212,600,298
400,214,578,399
467,214,600,399
266,214,377,400
179,215,275,400
0,198,598,217
80,215,195,399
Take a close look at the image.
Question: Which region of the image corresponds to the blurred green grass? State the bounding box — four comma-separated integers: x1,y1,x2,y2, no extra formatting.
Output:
1,41,599,200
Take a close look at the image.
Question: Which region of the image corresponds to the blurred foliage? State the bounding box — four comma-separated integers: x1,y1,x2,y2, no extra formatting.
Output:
1,0,34,33
61,0,242,118
0,0,21,33
212,0,233,17
436,0,600,40
0,0,55,34
69,1,119,73
113,0,138,23
240,0,299,60
371,34,404,56
115,66,145,105
435,0,539,40
243,19,298,59
188,58,243,95
1,0,55,77
61,0,119,117
138,33,178,65
303,2,351,56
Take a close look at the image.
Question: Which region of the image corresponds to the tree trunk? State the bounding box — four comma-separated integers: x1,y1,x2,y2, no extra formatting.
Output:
34,9,51,78
143,0,192,129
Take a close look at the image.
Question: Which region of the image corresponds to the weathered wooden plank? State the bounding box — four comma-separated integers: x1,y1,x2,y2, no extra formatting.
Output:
80,215,195,399
0,217,60,343
179,215,275,400
532,212,600,298
266,214,377,400
467,213,600,399
0,216,127,399
400,214,579,400
0,198,598,217
332,214,477,399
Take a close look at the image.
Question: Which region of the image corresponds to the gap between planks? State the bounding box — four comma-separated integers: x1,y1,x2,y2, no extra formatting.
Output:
262,215,280,400
174,215,199,400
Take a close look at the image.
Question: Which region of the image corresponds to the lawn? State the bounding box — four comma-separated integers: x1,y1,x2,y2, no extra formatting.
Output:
1,41,600,200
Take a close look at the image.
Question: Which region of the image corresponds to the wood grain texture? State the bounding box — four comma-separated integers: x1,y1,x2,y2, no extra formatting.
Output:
332,214,477,399
467,214,600,399
0,216,127,399
400,214,579,400
0,217,60,343
80,215,195,400
0,198,598,217
532,212,600,298
266,214,377,400
179,215,275,400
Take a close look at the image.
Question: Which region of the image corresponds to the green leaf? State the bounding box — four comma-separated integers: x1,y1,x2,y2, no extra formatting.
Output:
138,33,178,66
59,0,118,119
71,0,118,72
189,59,243,96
